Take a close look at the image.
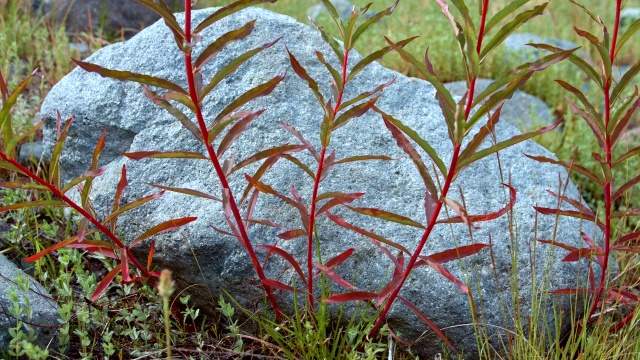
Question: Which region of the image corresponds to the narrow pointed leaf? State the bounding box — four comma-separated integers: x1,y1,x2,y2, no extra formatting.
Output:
91,264,122,302
214,73,284,124
323,291,378,304
201,38,280,99
555,80,600,122
217,110,265,157
244,174,298,208
287,48,324,105
528,43,602,88
0,200,66,212
313,262,358,290
562,248,604,262
134,0,184,49
616,18,640,57
479,3,548,61
420,244,490,265
348,38,415,82
327,212,411,255
194,20,256,73
146,183,221,202
130,217,198,248
459,104,503,162
122,151,207,160
339,77,396,112
611,92,640,146
103,191,165,224
534,206,604,229
611,59,640,104
6,121,44,157
537,239,579,253
73,59,186,94
419,257,469,293
193,0,277,33
258,245,306,284
345,205,424,228
457,118,562,171
334,97,379,129
398,296,456,352
485,0,530,33
142,85,201,141
147,240,155,272
24,233,96,262
280,121,317,160
525,154,602,184
240,155,280,204
350,0,399,47
315,50,343,93
324,248,355,269
315,193,364,216
1,70,35,144
276,229,307,240
326,155,393,168
615,230,640,246
231,144,307,174
574,26,611,77
61,167,108,194
614,145,640,167
377,275,403,306
439,184,516,224
548,288,590,295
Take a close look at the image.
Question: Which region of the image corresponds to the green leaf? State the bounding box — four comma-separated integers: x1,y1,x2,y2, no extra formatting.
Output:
565,97,606,150
611,91,640,147
130,217,198,248
350,0,399,48
528,43,602,88
526,154,603,184
385,37,456,114
326,154,393,167
616,18,640,57
0,200,67,212
122,151,207,160
381,114,438,202
73,59,187,95
315,50,343,94
346,205,424,228
200,38,280,99
194,20,256,74
0,70,35,146
457,117,562,171
134,0,185,50
319,0,344,30
142,85,202,141
61,167,107,194
244,174,298,208
146,183,222,202
230,144,307,174
213,73,285,124
338,77,395,112
287,48,324,105
103,191,165,225
333,96,379,130
485,0,531,33
555,80,601,123
314,24,344,63
479,3,548,62
193,0,277,33
347,37,416,82
6,120,44,157
459,103,503,163
217,110,265,157
614,145,640,168
574,27,611,78
49,113,74,188
373,106,447,178
611,58,640,104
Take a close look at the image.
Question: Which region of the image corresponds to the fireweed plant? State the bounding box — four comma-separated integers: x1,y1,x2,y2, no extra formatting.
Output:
526,0,640,332
0,0,638,356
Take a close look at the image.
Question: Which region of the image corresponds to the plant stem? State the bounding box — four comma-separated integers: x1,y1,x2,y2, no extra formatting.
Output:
586,0,622,323
369,0,490,338
306,49,350,310
0,152,154,285
182,0,282,321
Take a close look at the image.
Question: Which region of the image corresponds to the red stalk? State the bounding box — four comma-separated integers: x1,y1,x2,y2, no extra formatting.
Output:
306,49,350,309
182,0,282,320
586,0,622,323
369,0,490,337
0,152,155,286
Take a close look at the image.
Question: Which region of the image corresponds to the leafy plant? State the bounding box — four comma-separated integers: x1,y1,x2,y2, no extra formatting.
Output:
528,0,640,332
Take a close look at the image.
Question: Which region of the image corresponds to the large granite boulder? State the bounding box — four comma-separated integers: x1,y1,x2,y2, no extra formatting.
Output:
40,7,600,357
0,254,59,354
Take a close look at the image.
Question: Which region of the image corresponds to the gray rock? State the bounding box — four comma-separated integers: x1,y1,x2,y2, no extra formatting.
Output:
0,254,59,353
444,78,554,132
621,8,640,30
18,141,44,164
32,0,182,37
41,7,601,357
503,33,580,63
307,0,374,22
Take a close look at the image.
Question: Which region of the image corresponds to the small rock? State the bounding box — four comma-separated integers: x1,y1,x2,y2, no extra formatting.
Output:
620,8,640,30
0,254,59,353
18,141,44,165
307,0,375,22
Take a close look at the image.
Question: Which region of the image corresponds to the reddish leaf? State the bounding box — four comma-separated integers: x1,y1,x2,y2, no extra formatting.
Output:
377,275,403,306
146,183,221,202
534,206,605,230
613,246,640,254
147,240,156,272
103,191,165,224
313,262,358,290
73,59,186,94
417,257,469,293
193,0,277,33
244,174,298,208
370,239,403,274
346,206,424,229
323,291,378,304
324,248,355,269
398,296,456,353
258,245,306,284
277,229,307,240
327,212,411,255
280,121,317,160
287,48,324,105
194,20,256,73
315,193,365,216
217,109,266,157
526,154,602,184
231,144,307,174
615,230,640,245
61,167,108,195
548,288,591,295
91,264,122,302
562,248,604,262
580,232,604,266
537,239,580,253
24,233,96,262
262,279,299,293
121,250,131,283
420,244,490,264
122,151,207,160
130,217,198,248
0,200,67,213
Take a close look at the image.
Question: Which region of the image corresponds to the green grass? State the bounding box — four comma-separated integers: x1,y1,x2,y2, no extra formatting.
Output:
1,0,640,359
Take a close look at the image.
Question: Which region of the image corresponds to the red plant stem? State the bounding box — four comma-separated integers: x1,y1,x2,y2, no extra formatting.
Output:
306,49,350,309
370,0,490,337
182,0,282,320
586,0,621,322
0,152,155,285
